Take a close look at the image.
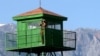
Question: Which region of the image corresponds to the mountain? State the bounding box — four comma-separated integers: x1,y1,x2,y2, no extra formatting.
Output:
64,28,100,56
0,24,16,32
0,23,16,56
0,24,100,56
0,24,5,27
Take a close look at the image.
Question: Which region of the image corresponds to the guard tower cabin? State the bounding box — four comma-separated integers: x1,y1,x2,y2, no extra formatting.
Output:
6,7,76,55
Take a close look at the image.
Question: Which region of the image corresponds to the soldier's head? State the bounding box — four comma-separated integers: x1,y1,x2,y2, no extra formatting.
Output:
42,19,46,22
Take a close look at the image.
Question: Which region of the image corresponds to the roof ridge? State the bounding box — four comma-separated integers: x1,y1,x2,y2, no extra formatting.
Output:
16,7,64,17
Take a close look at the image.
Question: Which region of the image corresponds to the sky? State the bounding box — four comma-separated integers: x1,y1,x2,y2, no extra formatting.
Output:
0,0,100,30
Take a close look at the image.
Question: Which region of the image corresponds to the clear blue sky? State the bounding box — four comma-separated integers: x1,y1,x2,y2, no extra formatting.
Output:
0,0,100,30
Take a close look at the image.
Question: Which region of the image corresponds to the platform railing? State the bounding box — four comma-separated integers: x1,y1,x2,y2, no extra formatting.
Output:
63,31,76,49
6,33,17,49
6,33,42,50
6,30,76,50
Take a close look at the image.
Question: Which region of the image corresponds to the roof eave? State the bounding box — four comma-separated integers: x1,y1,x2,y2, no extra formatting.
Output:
13,13,43,21
43,14,67,21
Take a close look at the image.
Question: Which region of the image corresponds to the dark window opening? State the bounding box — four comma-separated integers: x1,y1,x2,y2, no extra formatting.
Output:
47,22,61,30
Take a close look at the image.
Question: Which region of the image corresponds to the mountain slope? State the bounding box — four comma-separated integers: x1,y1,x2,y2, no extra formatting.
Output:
0,23,16,56
0,24,5,27
64,28,100,56
76,28,100,56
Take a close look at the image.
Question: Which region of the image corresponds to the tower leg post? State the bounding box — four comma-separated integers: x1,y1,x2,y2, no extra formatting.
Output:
37,52,41,56
61,51,63,56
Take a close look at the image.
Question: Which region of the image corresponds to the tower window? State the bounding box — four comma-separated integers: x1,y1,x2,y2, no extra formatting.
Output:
47,22,61,30
28,21,40,29
55,24,61,30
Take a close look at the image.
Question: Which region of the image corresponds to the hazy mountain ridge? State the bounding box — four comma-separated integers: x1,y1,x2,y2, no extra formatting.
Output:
0,24,100,56
0,23,16,56
0,24,16,33
64,28,100,56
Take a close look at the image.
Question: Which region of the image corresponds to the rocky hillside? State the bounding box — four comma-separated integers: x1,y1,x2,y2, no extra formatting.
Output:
64,28,100,56
0,24,16,56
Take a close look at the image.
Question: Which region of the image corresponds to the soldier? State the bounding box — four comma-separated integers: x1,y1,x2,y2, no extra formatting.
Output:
40,19,46,44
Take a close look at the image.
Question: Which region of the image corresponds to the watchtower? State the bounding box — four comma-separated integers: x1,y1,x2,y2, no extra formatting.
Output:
6,7,76,56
